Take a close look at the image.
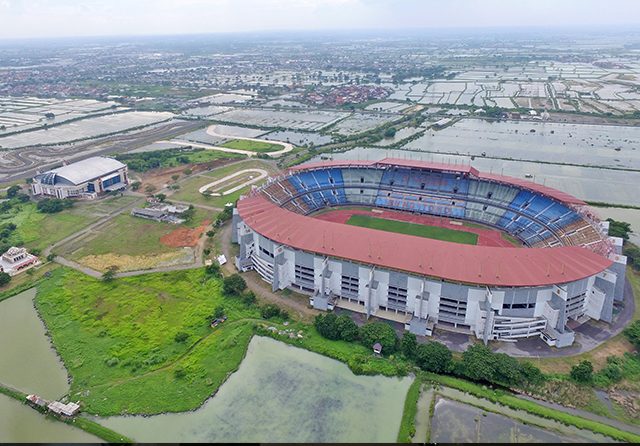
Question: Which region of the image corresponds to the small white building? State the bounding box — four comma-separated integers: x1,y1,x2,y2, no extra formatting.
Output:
47,401,81,417
0,247,40,276
31,156,128,199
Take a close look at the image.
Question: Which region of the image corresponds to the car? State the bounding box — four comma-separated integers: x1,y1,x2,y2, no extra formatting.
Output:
211,315,228,328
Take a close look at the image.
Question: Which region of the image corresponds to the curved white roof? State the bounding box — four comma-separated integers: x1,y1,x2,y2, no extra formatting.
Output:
41,157,126,186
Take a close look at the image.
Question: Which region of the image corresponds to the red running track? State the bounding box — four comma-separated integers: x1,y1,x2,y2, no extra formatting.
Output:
313,208,519,248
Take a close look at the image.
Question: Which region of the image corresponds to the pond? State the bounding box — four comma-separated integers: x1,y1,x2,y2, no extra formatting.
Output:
100,336,412,443
0,393,99,443
0,288,69,399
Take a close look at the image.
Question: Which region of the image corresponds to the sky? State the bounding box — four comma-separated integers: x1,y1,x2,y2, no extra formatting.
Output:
0,0,639,40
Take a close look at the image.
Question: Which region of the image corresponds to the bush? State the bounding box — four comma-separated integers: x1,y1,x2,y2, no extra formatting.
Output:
6,185,21,198
174,332,189,343
105,357,119,367
570,360,594,384
222,274,246,295
130,181,141,191
314,313,341,340
401,332,417,359
204,262,221,278
260,304,283,319
0,271,11,286
624,320,640,350
359,322,398,354
241,290,257,306
335,314,359,341
36,198,73,213
174,367,187,379
213,306,225,319
415,341,452,373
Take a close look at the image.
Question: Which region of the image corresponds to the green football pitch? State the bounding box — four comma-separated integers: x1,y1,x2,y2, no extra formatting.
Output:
346,214,479,245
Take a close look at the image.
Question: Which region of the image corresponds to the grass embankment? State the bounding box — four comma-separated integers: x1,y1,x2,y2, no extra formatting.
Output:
422,372,640,443
346,214,479,245
0,382,131,443
397,378,422,443
35,267,260,415
221,139,283,153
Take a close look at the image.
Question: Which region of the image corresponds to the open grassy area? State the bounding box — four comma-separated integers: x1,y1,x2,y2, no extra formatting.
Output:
35,267,261,415
346,214,479,245
397,378,422,443
59,207,211,272
169,159,276,208
221,139,283,153
0,195,138,252
0,262,57,303
117,148,242,172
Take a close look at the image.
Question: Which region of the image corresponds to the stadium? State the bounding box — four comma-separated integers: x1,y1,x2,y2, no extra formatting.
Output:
233,159,627,347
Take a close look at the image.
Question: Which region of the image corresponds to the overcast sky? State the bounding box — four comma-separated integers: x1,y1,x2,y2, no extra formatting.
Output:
1,0,639,40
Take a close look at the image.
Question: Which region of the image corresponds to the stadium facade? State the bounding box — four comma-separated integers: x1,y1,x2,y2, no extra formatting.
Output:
233,159,627,347
31,156,128,199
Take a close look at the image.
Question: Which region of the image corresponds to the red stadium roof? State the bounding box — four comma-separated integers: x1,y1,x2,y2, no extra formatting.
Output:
290,158,585,206
238,194,612,288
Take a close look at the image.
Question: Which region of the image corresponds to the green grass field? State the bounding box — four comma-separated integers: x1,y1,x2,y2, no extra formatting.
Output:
169,159,275,208
221,139,283,153
0,196,138,252
346,215,478,245
35,267,261,415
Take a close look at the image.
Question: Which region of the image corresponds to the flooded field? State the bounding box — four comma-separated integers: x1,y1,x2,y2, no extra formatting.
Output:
0,288,69,399
316,147,640,206
264,130,333,146
402,119,640,170
0,393,98,443
101,336,412,443
214,108,347,131
0,111,174,148
425,387,613,443
332,113,400,136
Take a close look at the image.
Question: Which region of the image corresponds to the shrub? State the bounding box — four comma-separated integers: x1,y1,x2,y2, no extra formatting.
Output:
174,367,187,379
570,360,594,384
241,290,257,306
314,313,341,340
130,181,141,191
105,357,119,367
0,271,11,286
213,306,225,319
260,304,282,319
174,332,189,343
204,262,221,278
6,185,20,198
624,320,640,350
401,332,417,359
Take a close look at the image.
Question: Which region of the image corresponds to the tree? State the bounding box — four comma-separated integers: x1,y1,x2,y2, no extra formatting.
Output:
314,313,341,340
206,230,216,238
182,205,195,223
0,271,11,287
384,127,397,138
359,322,397,354
6,185,20,198
606,219,631,240
493,352,524,386
222,274,246,295
519,362,546,387
415,341,452,373
336,314,359,341
461,344,496,383
155,193,167,202
401,332,418,359
624,320,640,350
213,305,225,319
241,290,257,306
261,304,282,319
171,174,180,182
130,181,141,191
36,198,73,213
570,360,594,384
102,265,119,282
205,262,221,278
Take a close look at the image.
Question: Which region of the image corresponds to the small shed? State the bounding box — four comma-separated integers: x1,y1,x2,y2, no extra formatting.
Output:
373,342,383,355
